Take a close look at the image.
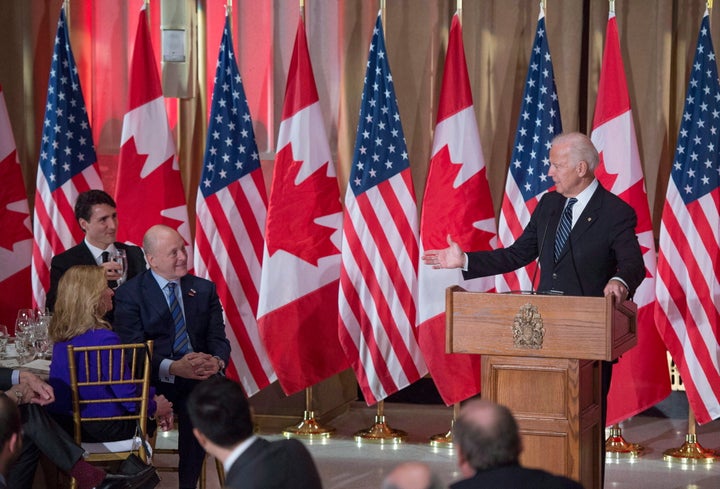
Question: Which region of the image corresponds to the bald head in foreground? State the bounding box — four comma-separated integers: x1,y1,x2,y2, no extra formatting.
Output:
381,461,444,489
450,399,584,489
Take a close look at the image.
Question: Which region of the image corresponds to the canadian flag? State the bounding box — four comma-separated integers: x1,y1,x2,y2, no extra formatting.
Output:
417,14,497,406
591,12,670,425
115,6,190,251
0,86,32,330
257,17,348,395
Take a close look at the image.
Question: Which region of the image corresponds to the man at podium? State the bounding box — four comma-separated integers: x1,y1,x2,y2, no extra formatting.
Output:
422,131,645,480
422,131,644,303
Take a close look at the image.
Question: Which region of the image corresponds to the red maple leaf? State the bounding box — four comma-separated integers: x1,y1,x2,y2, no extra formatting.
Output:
595,151,620,192
421,145,495,251
0,152,32,250
265,144,341,265
114,137,186,246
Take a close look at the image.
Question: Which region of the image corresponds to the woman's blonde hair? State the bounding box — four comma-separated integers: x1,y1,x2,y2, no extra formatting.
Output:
50,265,111,342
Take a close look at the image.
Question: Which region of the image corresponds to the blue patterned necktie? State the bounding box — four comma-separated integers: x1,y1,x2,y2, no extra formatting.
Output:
166,282,189,356
554,197,577,261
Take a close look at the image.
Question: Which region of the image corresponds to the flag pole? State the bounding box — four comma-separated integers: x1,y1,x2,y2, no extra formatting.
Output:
601,1,643,459
278,0,335,440
351,1,408,444
428,0,464,448
663,406,718,463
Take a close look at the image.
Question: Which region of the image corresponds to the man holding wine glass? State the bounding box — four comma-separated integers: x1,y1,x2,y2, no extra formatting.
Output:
45,190,146,313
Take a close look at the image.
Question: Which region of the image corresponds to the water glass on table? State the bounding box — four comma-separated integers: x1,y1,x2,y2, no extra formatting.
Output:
14,330,35,364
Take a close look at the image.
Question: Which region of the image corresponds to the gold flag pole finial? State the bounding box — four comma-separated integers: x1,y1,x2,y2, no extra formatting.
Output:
457,0,462,18
709,1,714,12
541,0,546,13
226,0,232,16
300,0,305,23
609,0,615,15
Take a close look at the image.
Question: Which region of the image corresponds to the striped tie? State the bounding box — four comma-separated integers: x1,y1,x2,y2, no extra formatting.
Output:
166,282,189,356
554,197,577,261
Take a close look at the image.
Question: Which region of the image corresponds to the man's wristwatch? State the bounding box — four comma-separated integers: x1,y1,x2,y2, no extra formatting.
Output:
214,356,226,371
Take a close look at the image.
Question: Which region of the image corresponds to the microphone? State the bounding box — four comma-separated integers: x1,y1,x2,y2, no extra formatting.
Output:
530,209,556,294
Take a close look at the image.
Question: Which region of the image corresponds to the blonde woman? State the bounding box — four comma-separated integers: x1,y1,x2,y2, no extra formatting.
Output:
47,265,172,442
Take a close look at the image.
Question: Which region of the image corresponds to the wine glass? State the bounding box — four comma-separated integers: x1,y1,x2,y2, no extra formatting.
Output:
0,325,8,359
33,316,52,359
111,248,128,286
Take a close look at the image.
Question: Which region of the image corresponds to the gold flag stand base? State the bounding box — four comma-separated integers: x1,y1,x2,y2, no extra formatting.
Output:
605,424,643,459
663,434,718,464
282,386,335,439
283,410,335,439
428,403,459,448
354,415,407,444
429,428,453,448
354,402,406,444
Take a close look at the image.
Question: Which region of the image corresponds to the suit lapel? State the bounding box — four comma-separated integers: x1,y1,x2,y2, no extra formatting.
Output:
180,275,196,332
141,271,171,319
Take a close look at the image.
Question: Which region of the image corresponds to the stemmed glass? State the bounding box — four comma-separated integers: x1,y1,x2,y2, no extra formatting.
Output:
111,248,128,286
33,315,52,360
0,325,8,359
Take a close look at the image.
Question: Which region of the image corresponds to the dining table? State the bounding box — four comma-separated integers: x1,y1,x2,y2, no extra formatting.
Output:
0,342,51,379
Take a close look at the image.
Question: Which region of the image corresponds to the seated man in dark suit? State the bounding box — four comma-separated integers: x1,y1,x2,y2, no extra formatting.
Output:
451,399,583,489
46,189,146,310
114,224,230,489
0,367,152,489
187,376,323,489
0,392,21,489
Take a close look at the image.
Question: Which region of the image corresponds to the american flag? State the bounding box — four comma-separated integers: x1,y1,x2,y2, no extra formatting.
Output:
655,10,720,425
257,17,348,395
495,6,562,293
0,85,33,329
418,13,496,406
591,11,670,425
338,12,427,405
31,7,102,309
194,14,276,396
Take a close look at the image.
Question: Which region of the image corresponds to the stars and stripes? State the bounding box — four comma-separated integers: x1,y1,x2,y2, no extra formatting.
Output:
31,7,102,309
655,10,720,425
495,5,562,293
338,12,427,405
591,11,670,426
417,13,496,406
194,14,275,396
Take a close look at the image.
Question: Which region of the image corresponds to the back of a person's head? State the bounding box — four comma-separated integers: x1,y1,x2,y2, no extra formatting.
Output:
50,264,110,342
381,462,445,489
187,376,253,448
0,393,21,446
454,400,520,471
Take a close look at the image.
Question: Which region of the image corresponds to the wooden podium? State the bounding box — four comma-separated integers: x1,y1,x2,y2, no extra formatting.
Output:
446,288,637,489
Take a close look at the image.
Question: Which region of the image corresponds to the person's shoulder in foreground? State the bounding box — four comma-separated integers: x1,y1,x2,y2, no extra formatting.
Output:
188,376,323,489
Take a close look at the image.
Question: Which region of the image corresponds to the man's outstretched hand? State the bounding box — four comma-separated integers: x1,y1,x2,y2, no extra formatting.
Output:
421,234,465,269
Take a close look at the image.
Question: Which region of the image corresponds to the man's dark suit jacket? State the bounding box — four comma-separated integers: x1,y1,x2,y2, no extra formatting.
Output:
224,438,323,489
46,241,146,311
112,270,231,405
465,185,645,297
450,464,584,489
